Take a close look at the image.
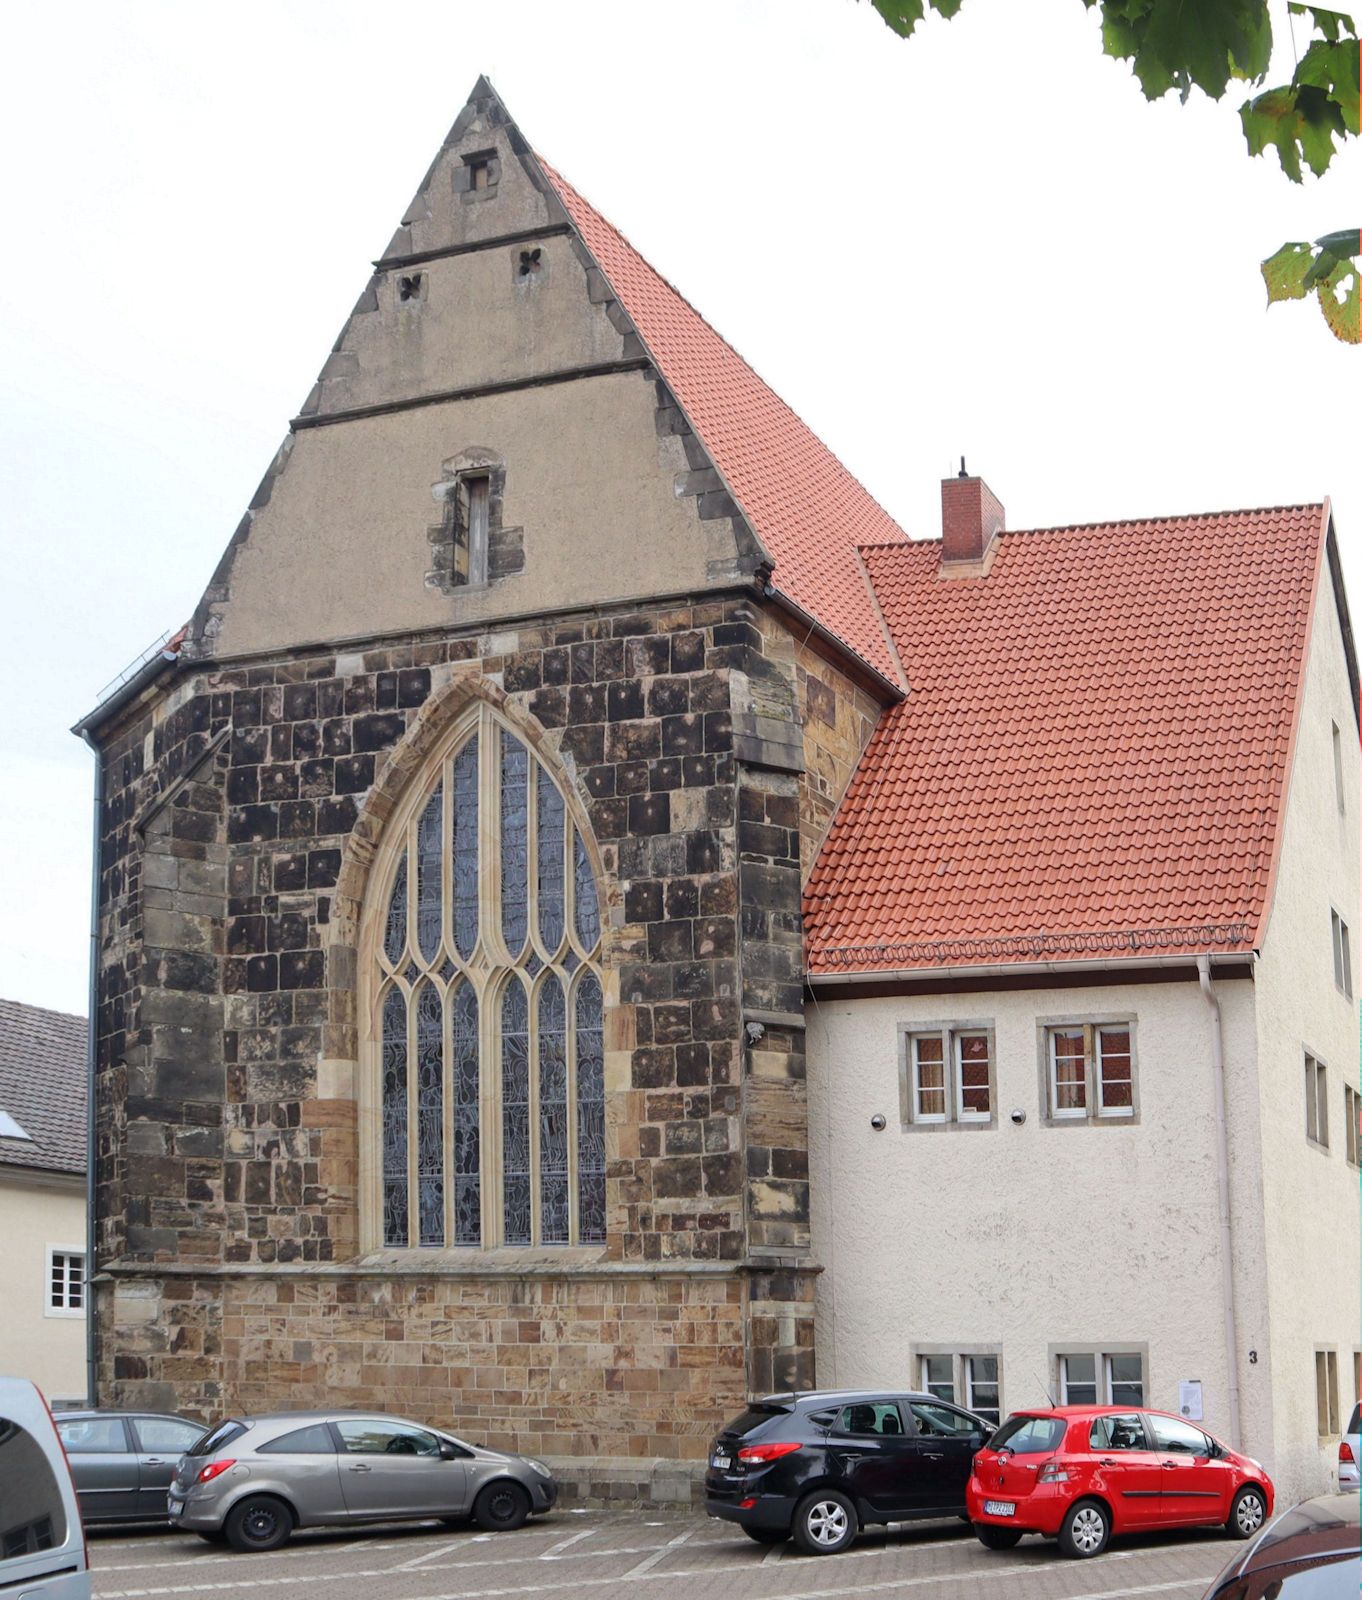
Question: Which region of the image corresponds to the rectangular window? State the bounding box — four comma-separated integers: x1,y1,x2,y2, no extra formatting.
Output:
1333,721,1346,814
905,1027,994,1126
1045,1023,1137,1122
1345,1084,1360,1169
1355,1350,1361,1405
452,474,491,588
47,1249,84,1315
918,1352,1001,1426
1317,1349,1340,1436
1305,1052,1329,1149
1332,910,1353,999
1059,1349,1145,1406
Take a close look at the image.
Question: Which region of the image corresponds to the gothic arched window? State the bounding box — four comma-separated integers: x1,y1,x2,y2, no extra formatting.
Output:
367,703,605,1250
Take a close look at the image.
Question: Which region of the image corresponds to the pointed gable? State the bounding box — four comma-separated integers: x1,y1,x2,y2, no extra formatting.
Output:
804,505,1330,974
538,158,906,687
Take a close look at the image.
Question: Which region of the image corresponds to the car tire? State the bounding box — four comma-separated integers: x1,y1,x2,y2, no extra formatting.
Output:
741,1526,788,1544
791,1489,857,1556
472,1480,531,1533
1226,1485,1268,1540
974,1523,1023,1550
224,1495,294,1553
1058,1498,1110,1559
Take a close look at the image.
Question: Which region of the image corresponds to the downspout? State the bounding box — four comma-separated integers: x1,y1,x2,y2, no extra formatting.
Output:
79,728,102,1408
1198,955,1242,1448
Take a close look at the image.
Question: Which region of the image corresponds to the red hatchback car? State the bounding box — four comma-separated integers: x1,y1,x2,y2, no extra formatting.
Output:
967,1407,1273,1560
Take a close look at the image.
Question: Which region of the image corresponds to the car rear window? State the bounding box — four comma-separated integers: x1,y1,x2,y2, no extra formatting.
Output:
258,1423,335,1455
188,1420,247,1457
1349,1405,1360,1436
0,1417,68,1560
991,1415,1067,1454
721,1405,790,1437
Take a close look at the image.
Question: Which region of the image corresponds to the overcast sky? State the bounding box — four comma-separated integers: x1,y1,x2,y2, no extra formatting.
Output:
1,0,1357,1015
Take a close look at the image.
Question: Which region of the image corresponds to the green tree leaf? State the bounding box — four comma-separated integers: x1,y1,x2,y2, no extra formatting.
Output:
1287,3,1358,42
1262,241,1314,302
1315,255,1361,342
1263,236,1362,342
869,0,964,39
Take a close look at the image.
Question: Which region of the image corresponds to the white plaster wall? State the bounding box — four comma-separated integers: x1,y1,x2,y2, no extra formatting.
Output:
809,976,1264,1455
0,1173,87,1402
1252,566,1361,1505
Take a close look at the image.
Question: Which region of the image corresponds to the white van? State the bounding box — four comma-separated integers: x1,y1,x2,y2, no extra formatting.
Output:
0,1377,90,1598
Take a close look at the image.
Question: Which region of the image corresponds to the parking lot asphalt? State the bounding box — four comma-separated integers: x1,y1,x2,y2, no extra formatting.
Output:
86,1508,1234,1600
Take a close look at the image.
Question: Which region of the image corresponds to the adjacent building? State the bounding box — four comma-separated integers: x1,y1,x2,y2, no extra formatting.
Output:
0,999,88,1405
77,79,1358,1502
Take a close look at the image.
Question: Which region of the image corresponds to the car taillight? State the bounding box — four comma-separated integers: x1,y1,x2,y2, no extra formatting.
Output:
1037,1462,1070,1483
196,1459,236,1484
737,1442,802,1465
1340,1442,1355,1463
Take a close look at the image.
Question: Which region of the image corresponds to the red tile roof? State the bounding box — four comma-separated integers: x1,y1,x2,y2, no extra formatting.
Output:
804,505,1329,974
538,157,905,686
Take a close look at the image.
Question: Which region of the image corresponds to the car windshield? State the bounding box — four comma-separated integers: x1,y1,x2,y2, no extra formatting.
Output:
1348,1405,1360,1437
720,1405,790,1437
188,1420,246,1457
990,1415,1066,1454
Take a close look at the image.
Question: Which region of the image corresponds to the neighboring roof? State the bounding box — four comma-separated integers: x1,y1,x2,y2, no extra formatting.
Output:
0,998,87,1175
804,504,1329,975
538,157,906,688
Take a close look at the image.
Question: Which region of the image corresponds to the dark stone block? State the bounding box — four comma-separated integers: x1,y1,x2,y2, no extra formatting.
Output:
397,667,431,707
588,798,627,840
671,631,705,674
772,1149,809,1181
628,793,670,836
662,715,704,757
352,712,405,752
676,1042,710,1086
375,671,398,710
664,1120,702,1155
227,916,266,956
318,795,358,835
267,913,309,952
692,995,741,1041
583,765,615,799
321,719,352,756
646,677,689,717
696,918,736,958
291,721,321,760
280,950,325,989
246,955,279,992
528,686,567,728
542,647,570,685
278,800,316,838
681,754,715,787
282,683,317,722
595,638,625,679
558,725,603,766
626,636,671,677
648,919,692,963
259,764,299,803
569,643,595,684
307,849,341,889
739,820,790,860
653,1003,692,1045
639,1126,662,1158
631,1047,675,1089
653,1156,702,1199
568,684,607,724
299,758,334,797
273,853,307,891
620,962,673,1004
704,711,733,751
232,688,263,727
647,757,682,791
334,754,375,794
686,831,720,874
228,804,278,843
703,1151,743,1198
625,881,663,923
504,653,541,693
665,879,699,919
226,767,259,806
607,679,644,721
317,678,346,719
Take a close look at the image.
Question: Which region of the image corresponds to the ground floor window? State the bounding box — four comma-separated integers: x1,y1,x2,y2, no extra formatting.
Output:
918,1352,1001,1427
1058,1349,1144,1406
1316,1348,1340,1436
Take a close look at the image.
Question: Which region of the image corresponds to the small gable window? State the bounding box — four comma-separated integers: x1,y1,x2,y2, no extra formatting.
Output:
457,150,500,199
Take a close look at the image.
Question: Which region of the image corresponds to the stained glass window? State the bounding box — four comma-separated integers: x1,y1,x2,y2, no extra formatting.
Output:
371,706,605,1249
381,987,408,1248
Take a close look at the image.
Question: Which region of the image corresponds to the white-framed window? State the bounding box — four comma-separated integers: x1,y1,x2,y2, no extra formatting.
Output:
1044,1023,1136,1122
1332,909,1353,999
46,1249,85,1317
1333,721,1346,814
1058,1349,1144,1406
1316,1348,1340,1436
1345,1084,1360,1169
918,1352,1001,1427
904,1028,995,1126
1305,1052,1329,1149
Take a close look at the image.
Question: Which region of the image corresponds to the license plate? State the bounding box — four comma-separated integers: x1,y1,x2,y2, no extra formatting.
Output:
712,1453,731,1471
983,1500,1015,1516
168,1498,184,1516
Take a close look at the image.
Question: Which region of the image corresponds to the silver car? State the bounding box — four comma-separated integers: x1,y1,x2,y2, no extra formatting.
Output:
168,1411,558,1550
1339,1402,1360,1491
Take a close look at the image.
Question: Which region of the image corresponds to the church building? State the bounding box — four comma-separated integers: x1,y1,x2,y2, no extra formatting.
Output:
79,80,1359,1503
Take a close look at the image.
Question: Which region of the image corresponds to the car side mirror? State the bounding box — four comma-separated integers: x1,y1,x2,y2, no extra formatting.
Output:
439,1440,459,1460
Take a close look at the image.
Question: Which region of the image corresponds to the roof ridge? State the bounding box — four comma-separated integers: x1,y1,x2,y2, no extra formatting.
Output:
535,152,911,547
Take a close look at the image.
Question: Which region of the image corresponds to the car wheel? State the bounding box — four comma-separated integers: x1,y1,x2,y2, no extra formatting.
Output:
224,1495,294,1553
472,1480,531,1533
1058,1499,1110,1559
791,1489,857,1556
741,1526,788,1544
1226,1485,1267,1539
974,1523,1023,1550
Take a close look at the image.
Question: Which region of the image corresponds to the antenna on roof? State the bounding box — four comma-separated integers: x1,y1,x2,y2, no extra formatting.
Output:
958,456,969,478
1035,1370,1057,1408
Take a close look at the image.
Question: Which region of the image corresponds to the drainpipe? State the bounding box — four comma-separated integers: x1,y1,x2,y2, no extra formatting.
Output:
79,729,102,1409
1198,955,1242,1449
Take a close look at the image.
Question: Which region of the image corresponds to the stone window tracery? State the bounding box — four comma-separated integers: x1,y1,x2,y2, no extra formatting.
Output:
368,703,604,1250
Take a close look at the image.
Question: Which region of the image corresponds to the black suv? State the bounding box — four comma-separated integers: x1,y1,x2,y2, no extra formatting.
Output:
705,1390,994,1555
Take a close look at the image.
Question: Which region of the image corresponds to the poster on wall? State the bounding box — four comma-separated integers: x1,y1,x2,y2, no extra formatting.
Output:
1178,1380,1204,1421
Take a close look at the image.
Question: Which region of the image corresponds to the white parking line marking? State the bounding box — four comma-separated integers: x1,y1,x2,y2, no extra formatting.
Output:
90,1533,1209,1599
394,1539,466,1572
760,1538,784,1565
540,1528,597,1559
621,1525,695,1578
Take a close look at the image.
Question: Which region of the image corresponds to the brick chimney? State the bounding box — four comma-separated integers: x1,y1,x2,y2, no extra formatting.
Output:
940,459,1004,576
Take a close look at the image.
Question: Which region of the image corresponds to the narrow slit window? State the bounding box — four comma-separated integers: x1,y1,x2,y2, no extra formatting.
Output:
1333,721,1346,813
452,475,491,589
